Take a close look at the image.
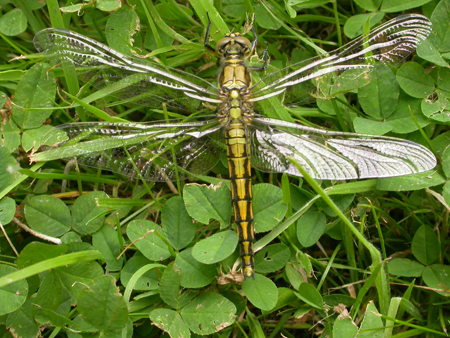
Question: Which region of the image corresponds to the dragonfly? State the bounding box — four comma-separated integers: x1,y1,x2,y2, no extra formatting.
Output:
31,14,436,279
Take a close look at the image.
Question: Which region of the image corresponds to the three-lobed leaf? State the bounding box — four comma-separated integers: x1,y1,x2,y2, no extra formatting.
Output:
192,230,238,265
396,62,435,99
0,264,28,316
254,243,291,273
183,183,231,228
253,183,287,232
0,197,15,225
77,275,128,332
0,8,27,36
175,248,216,288
161,196,196,250
411,225,440,265
24,195,71,237
72,192,109,235
297,210,326,247
150,309,190,338
180,292,236,335
92,224,124,272
120,253,159,291
358,64,399,120
11,63,56,130
126,219,171,261
242,274,278,311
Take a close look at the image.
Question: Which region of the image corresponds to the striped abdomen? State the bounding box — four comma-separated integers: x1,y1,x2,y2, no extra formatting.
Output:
225,120,254,278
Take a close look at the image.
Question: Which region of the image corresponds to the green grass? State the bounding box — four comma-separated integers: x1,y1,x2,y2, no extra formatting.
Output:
0,0,449,337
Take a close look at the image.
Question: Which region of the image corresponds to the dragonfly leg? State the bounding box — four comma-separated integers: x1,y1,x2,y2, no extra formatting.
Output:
249,42,269,72
204,12,216,53
250,25,258,53
248,20,269,72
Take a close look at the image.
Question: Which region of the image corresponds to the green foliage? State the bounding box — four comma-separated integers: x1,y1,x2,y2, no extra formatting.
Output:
0,9,27,36
0,0,449,337
0,265,28,316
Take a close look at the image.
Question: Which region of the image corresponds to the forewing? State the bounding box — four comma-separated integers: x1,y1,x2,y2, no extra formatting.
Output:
31,119,225,181
249,14,432,106
33,28,221,112
250,117,436,180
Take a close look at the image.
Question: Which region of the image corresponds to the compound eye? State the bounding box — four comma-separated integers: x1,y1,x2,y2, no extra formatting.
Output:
234,36,252,53
216,37,231,54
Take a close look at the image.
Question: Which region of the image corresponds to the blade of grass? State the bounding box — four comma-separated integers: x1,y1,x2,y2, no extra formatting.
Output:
0,251,103,288
288,158,389,315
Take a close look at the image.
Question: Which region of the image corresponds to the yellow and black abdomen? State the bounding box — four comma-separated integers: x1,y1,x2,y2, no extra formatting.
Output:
225,121,254,278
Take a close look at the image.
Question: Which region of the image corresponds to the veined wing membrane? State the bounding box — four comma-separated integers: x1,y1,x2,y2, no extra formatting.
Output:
250,117,436,180
31,118,225,181
33,28,222,111
249,14,432,105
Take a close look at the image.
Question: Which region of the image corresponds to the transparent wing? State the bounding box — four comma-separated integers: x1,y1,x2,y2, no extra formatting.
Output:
250,117,436,180
31,118,226,181
33,28,222,112
249,14,432,106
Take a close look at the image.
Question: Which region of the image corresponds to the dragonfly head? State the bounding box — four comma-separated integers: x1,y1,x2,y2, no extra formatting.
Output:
216,32,252,58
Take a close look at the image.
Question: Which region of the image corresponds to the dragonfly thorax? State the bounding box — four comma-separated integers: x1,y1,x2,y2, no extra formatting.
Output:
217,66,253,121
